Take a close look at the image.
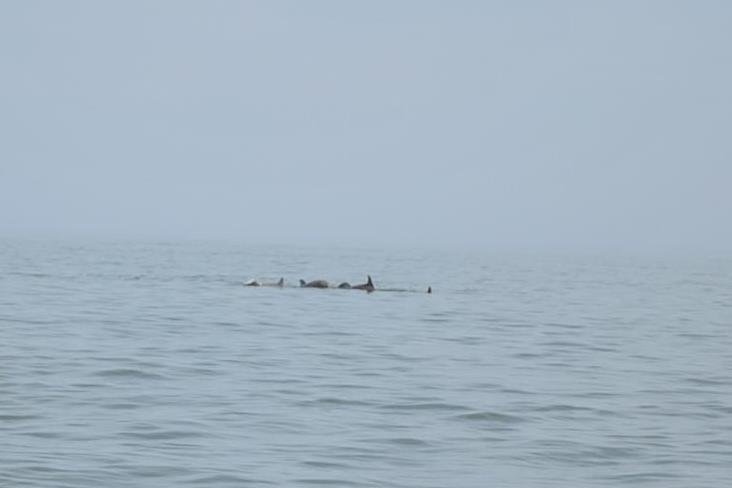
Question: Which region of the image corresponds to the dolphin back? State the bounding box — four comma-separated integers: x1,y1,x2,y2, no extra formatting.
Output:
352,275,375,292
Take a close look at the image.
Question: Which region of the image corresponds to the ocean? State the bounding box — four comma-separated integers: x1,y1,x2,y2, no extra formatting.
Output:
1,239,730,487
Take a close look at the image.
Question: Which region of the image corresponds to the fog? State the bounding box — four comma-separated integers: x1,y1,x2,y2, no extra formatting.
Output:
1,1,730,252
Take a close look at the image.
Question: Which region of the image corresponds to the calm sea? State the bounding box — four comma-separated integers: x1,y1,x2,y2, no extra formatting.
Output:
1,239,730,487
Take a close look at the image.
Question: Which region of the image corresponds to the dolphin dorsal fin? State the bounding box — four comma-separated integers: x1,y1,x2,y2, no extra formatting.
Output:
367,275,373,287
299,279,306,287
277,277,284,286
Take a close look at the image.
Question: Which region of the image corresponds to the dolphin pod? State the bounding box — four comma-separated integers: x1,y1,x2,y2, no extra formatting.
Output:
244,276,430,293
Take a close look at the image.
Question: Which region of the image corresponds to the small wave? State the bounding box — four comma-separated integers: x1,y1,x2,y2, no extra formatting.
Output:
456,411,527,423
180,274,209,281
541,340,585,348
318,352,352,361
23,431,63,439
178,367,218,376
301,397,374,407
183,474,273,485
301,461,356,469
386,437,430,447
0,414,42,421
545,322,584,329
381,402,471,412
211,320,239,327
533,404,596,413
707,405,732,414
684,376,730,386
69,382,105,389
23,465,69,473
123,429,206,440
423,316,451,323
101,403,141,410
513,352,543,359
123,465,182,478
569,391,618,399
8,271,51,278
500,387,539,396
294,479,366,487
93,369,165,380
676,332,716,339
604,471,678,482
318,383,376,391
593,445,641,459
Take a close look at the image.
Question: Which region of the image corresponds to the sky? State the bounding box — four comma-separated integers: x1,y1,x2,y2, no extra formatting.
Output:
1,1,730,252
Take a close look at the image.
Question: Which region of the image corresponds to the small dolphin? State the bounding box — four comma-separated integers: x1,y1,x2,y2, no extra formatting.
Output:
299,279,329,288
245,277,284,287
337,282,351,289
427,286,432,294
352,275,374,292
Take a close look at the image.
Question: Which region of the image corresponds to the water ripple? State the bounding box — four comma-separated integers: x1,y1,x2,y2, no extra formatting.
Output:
92,368,166,380
2,241,731,487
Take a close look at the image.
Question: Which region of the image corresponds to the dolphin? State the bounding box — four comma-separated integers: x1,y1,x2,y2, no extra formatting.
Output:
352,275,374,292
245,277,284,287
427,286,432,294
299,279,329,288
337,282,351,289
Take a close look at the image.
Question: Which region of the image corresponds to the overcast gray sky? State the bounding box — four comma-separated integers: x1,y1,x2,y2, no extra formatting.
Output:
1,1,730,252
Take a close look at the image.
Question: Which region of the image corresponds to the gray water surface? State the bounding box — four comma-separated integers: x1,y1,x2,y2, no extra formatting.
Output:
1,240,731,487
